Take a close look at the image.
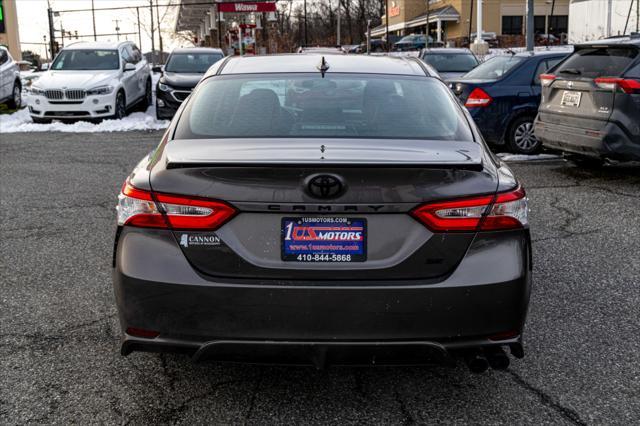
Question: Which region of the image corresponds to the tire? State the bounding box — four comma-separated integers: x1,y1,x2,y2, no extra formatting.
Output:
113,91,126,119
32,117,52,124
7,82,21,109
506,116,541,154
137,79,152,112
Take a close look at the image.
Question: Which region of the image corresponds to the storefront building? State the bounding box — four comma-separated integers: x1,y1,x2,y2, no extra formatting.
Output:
372,0,570,47
0,0,21,60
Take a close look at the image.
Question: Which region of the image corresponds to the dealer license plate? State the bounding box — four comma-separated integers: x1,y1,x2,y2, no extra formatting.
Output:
561,90,582,107
281,217,366,262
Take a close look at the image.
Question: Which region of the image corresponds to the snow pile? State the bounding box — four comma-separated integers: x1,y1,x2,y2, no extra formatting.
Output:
497,152,562,162
0,107,169,133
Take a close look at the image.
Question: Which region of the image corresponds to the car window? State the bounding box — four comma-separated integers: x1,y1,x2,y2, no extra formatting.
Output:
555,47,638,78
175,74,473,141
0,49,8,65
121,46,134,64
51,49,120,70
165,52,224,73
422,53,478,72
463,55,525,80
131,45,143,63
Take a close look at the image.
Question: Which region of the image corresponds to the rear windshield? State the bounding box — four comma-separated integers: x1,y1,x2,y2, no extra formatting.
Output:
463,55,525,79
555,46,638,78
174,74,473,141
165,52,223,73
423,53,479,72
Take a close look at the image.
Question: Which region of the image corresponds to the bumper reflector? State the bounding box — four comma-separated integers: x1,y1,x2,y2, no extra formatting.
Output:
126,327,160,339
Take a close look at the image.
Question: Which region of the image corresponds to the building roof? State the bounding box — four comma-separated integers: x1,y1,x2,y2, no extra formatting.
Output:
371,5,461,37
204,54,430,77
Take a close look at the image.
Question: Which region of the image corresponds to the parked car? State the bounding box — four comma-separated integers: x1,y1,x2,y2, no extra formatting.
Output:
27,41,151,123
420,48,479,80
535,36,640,163
114,54,530,372
393,34,432,51
153,47,224,120
297,46,345,54
448,50,570,154
0,46,22,109
356,39,387,53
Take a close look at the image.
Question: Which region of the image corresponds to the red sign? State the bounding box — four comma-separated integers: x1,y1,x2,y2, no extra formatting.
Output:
218,2,277,13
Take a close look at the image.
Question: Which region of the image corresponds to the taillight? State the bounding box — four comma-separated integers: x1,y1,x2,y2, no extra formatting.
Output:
116,180,236,230
539,73,556,87
411,186,528,232
594,77,640,94
464,87,493,107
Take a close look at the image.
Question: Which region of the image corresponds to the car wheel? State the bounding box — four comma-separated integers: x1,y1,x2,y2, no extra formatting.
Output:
138,79,152,112
7,82,21,109
507,116,541,154
114,91,126,119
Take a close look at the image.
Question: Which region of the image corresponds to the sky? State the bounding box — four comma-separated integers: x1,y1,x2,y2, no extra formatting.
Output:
16,0,187,59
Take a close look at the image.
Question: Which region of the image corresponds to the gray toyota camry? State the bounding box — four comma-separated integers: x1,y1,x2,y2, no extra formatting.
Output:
113,54,531,373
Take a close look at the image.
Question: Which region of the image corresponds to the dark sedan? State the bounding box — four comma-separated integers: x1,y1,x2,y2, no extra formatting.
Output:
154,47,224,119
449,50,570,154
114,54,531,372
420,48,479,80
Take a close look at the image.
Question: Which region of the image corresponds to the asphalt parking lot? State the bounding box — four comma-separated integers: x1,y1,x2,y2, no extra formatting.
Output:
1,130,639,425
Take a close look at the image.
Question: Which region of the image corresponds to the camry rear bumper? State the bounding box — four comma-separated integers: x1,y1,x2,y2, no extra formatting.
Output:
113,227,531,364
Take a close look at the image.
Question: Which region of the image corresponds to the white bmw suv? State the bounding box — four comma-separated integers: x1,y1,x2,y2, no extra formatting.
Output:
27,41,151,122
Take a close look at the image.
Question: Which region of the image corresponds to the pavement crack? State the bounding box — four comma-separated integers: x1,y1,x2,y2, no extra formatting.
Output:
507,370,587,425
394,388,416,425
244,369,264,425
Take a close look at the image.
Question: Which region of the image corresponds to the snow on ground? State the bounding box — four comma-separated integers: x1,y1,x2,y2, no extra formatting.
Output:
497,152,563,162
0,106,169,133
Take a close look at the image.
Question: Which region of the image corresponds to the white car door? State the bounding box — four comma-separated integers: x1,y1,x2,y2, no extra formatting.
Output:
131,45,147,98
0,49,11,101
120,46,139,106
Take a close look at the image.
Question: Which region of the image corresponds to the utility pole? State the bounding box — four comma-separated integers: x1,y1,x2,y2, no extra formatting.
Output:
136,7,142,48
149,0,155,64
47,7,56,59
526,0,534,51
113,20,121,41
425,0,430,45
475,0,482,44
337,1,341,46
91,0,97,40
217,5,222,49
468,0,474,46
155,1,164,61
303,0,308,45
547,0,556,46
385,0,389,51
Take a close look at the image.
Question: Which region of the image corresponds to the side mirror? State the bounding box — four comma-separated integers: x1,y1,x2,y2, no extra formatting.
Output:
152,65,162,73
124,62,136,72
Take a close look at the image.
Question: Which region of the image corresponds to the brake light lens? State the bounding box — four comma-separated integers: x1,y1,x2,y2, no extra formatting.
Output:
465,87,493,107
594,77,640,94
116,180,236,230
539,73,556,87
411,187,528,232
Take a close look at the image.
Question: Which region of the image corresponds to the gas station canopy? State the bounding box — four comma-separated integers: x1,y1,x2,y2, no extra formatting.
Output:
175,1,277,33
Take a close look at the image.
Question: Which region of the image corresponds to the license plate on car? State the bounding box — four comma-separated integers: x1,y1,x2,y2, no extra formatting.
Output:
561,90,582,107
281,217,366,262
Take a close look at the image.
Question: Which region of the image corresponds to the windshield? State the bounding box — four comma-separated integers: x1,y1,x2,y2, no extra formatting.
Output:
423,53,479,72
463,55,525,79
165,52,224,73
51,50,119,70
398,35,426,43
555,47,638,78
174,74,472,141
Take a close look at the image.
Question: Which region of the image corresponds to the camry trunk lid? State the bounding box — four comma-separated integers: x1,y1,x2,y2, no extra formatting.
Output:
149,138,499,281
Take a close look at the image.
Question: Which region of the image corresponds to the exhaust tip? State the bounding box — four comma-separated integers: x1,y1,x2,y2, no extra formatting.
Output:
465,352,489,374
486,346,510,370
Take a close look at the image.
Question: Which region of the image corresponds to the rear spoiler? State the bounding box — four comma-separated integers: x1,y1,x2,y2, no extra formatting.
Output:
164,139,485,171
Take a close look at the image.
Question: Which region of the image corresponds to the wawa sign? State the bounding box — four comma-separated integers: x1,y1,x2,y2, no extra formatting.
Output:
218,2,277,13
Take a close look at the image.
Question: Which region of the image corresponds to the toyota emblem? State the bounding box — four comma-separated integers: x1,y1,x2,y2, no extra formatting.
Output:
305,174,345,199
